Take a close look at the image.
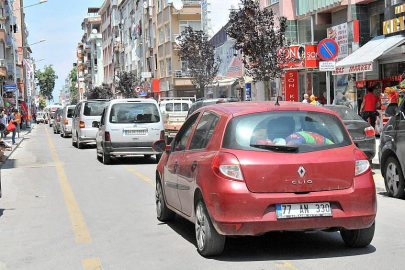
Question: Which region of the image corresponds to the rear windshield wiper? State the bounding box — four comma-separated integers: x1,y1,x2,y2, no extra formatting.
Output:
250,144,299,152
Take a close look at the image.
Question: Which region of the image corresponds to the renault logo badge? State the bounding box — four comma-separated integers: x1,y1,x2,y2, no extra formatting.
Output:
298,166,306,178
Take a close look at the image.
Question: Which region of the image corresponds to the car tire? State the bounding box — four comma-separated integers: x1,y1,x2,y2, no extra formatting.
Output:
61,132,64,138
102,149,111,165
72,135,77,147
384,157,405,199
155,154,162,163
195,200,225,257
341,222,375,248
155,180,175,222
77,137,84,149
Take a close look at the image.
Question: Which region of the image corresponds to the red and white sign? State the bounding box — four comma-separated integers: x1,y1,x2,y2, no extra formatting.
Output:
332,63,373,75
279,45,320,69
134,85,141,93
355,81,366,88
327,22,349,63
305,45,320,68
285,71,299,102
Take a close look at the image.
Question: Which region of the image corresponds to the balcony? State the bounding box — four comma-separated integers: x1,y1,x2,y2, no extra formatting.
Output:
85,44,91,52
0,59,7,77
173,70,193,86
85,59,91,67
183,0,201,4
0,23,6,41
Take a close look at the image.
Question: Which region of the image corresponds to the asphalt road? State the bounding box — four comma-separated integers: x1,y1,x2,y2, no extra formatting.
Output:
1,124,405,270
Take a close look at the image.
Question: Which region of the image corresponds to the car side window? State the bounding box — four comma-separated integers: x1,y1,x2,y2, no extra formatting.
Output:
189,111,219,150
100,108,106,126
173,113,199,152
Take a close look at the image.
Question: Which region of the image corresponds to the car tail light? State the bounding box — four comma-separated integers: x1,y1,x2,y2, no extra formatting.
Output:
79,121,85,128
364,127,375,137
105,131,111,142
354,148,370,176
64,119,68,125
160,130,165,140
212,152,244,181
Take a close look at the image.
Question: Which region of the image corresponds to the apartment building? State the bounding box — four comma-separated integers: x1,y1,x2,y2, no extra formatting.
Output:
76,43,85,100
81,8,104,93
99,0,122,93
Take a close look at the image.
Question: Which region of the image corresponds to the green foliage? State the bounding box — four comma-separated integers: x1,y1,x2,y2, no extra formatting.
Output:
117,71,138,98
177,26,220,98
39,97,47,109
69,66,79,102
35,65,58,101
86,83,113,100
227,0,287,84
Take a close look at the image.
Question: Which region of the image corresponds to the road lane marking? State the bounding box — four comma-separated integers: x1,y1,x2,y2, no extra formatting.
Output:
82,258,102,270
273,261,299,269
124,165,155,186
374,173,383,178
45,127,92,243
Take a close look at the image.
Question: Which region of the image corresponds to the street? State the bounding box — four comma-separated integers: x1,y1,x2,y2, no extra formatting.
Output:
1,124,405,270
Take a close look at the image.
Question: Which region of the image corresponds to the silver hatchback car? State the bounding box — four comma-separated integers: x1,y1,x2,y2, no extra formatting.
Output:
72,100,108,149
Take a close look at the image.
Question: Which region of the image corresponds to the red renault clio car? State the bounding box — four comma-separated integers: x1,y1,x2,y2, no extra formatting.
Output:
153,101,377,257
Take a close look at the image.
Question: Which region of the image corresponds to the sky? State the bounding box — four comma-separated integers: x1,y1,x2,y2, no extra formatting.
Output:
24,0,241,103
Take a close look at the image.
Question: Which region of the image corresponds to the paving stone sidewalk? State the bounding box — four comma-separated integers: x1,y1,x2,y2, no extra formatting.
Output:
0,124,34,167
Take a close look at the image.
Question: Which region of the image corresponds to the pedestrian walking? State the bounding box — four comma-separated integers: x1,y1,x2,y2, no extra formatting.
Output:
8,109,18,144
0,111,7,138
360,87,381,129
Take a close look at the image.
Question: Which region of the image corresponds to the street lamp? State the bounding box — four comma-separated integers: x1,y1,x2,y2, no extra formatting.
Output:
13,0,48,11
23,39,46,48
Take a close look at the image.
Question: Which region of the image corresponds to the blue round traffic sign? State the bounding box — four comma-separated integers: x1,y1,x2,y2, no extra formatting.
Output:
317,39,339,61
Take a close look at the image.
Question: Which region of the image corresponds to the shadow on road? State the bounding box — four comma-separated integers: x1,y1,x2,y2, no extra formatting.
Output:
165,215,376,261
1,159,17,170
98,155,158,165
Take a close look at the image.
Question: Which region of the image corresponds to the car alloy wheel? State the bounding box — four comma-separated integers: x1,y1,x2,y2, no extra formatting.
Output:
155,180,175,222
195,200,225,257
384,157,405,199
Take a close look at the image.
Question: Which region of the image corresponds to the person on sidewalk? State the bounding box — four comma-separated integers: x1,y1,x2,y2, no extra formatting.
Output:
9,109,18,144
360,86,381,129
0,111,7,138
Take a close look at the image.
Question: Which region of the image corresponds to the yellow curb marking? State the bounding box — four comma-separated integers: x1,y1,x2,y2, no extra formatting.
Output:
274,261,299,269
82,258,102,270
124,165,155,186
46,127,92,243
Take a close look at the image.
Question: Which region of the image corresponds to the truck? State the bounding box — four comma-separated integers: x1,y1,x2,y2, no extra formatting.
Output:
159,97,196,143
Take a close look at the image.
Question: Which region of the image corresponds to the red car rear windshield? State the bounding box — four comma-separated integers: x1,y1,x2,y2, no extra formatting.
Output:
223,111,352,153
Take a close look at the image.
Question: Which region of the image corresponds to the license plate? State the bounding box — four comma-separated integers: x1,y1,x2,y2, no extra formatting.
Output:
276,202,332,219
125,129,147,135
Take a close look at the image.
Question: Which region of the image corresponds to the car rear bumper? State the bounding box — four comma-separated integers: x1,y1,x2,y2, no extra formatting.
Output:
203,172,377,236
104,141,160,156
78,128,98,142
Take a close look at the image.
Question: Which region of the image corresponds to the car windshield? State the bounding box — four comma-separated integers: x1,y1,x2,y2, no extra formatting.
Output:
83,102,106,116
223,111,352,153
325,106,363,121
166,103,189,112
109,103,160,123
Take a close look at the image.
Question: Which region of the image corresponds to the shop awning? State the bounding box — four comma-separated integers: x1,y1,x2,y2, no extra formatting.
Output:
214,78,237,87
335,35,405,75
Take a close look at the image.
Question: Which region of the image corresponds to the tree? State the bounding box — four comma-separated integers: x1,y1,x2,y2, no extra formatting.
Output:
177,26,220,98
69,67,79,103
85,83,114,100
117,71,138,98
35,65,58,101
227,0,287,100
39,97,47,110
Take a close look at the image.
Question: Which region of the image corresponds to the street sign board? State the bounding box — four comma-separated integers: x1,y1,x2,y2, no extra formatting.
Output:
141,72,152,78
317,39,339,61
4,84,17,88
319,61,336,71
134,86,141,93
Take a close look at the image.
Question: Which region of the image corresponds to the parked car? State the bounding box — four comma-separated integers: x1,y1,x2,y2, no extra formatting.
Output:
35,111,48,124
379,99,405,198
72,100,108,149
325,105,376,161
94,98,165,165
153,101,376,257
53,109,63,134
187,97,239,118
48,112,55,127
60,105,76,138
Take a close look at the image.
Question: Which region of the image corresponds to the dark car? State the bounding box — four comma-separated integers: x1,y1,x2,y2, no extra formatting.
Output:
379,100,405,199
153,101,376,257
187,98,239,118
53,108,63,134
325,105,376,161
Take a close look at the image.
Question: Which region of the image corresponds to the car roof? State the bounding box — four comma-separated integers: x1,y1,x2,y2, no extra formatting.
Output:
108,98,158,105
194,101,340,118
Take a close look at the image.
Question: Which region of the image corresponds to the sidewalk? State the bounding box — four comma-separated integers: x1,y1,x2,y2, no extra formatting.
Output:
0,124,34,167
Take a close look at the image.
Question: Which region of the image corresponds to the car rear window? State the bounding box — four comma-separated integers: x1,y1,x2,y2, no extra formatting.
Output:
166,103,189,112
83,101,106,116
325,106,363,121
110,103,160,123
223,111,352,153
67,108,75,117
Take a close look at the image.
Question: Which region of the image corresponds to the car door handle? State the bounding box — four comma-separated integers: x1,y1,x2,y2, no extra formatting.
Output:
173,162,179,173
191,161,198,172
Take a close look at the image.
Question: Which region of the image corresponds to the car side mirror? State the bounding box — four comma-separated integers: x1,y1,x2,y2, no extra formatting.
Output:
152,140,168,153
92,121,100,128
385,103,398,117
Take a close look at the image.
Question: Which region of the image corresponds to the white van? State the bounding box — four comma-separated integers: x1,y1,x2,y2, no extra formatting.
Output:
94,99,165,164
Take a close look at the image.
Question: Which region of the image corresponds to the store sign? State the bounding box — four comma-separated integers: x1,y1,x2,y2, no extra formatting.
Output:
383,3,405,35
279,45,319,69
141,72,152,78
319,61,336,71
355,81,366,88
327,23,348,62
285,71,298,102
332,63,373,75
245,83,252,100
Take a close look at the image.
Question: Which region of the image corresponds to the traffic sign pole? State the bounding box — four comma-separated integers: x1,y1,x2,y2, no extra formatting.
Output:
317,39,339,105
